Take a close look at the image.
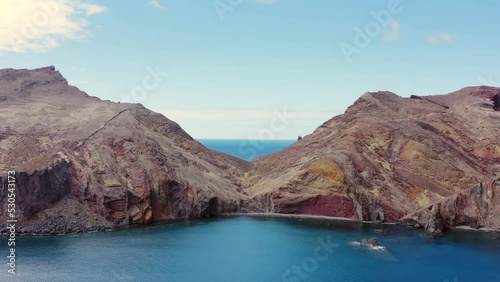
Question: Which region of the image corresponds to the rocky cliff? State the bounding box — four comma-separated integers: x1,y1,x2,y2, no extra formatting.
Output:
243,87,500,233
1,67,499,234
0,66,250,234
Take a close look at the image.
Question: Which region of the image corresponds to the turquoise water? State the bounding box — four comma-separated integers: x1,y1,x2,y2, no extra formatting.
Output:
198,139,295,161
1,216,498,281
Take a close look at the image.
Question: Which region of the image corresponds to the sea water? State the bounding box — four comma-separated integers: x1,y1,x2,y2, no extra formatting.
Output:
0,216,498,281
198,139,295,161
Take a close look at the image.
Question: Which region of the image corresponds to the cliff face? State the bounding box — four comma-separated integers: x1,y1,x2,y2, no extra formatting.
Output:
1,67,499,235
244,87,500,233
0,66,250,234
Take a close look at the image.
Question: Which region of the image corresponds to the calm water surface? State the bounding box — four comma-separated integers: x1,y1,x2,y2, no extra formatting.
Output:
198,139,295,161
1,216,499,282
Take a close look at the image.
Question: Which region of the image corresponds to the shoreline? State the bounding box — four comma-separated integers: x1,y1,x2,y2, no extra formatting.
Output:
450,225,500,233
222,212,396,225
2,212,498,237
222,213,500,234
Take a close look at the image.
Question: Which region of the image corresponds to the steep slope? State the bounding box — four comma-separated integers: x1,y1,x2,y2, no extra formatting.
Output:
244,87,500,233
1,66,498,235
0,66,250,234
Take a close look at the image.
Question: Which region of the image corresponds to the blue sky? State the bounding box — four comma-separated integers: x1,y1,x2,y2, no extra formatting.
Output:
1,0,500,139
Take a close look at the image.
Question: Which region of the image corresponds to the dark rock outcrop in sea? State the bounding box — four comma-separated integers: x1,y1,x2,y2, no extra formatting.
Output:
0,67,499,235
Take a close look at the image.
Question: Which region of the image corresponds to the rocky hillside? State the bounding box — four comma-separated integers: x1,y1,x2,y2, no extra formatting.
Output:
1,67,498,235
0,66,251,234
243,87,500,233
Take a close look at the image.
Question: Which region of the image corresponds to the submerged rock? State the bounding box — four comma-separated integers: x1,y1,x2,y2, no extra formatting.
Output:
373,229,387,234
349,238,380,248
349,237,399,262
361,238,382,248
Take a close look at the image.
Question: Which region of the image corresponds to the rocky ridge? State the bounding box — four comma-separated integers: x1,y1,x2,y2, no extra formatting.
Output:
243,87,499,233
0,66,251,234
0,67,499,234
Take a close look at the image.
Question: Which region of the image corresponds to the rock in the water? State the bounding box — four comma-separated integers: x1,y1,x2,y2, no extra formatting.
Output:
361,238,381,247
373,229,387,234
350,237,388,252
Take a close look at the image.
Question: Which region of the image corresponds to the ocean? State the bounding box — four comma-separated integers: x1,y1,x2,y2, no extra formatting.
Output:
1,216,498,281
198,139,295,161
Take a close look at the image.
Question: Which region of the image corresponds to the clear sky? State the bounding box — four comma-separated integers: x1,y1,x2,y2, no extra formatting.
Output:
1,0,500,139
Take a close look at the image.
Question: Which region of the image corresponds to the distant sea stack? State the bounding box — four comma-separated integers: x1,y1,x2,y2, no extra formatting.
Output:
243,88,500,233
0,67,251,235
0,67,499,235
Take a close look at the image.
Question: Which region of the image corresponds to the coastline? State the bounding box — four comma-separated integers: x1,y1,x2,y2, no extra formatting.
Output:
450,225,500,233
222,212,394,225
2,212,499,237
222,213,500,234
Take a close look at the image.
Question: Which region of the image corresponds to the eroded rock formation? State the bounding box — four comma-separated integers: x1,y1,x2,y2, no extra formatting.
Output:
0,67,250,234
243,87,500,233
1,67,499,234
